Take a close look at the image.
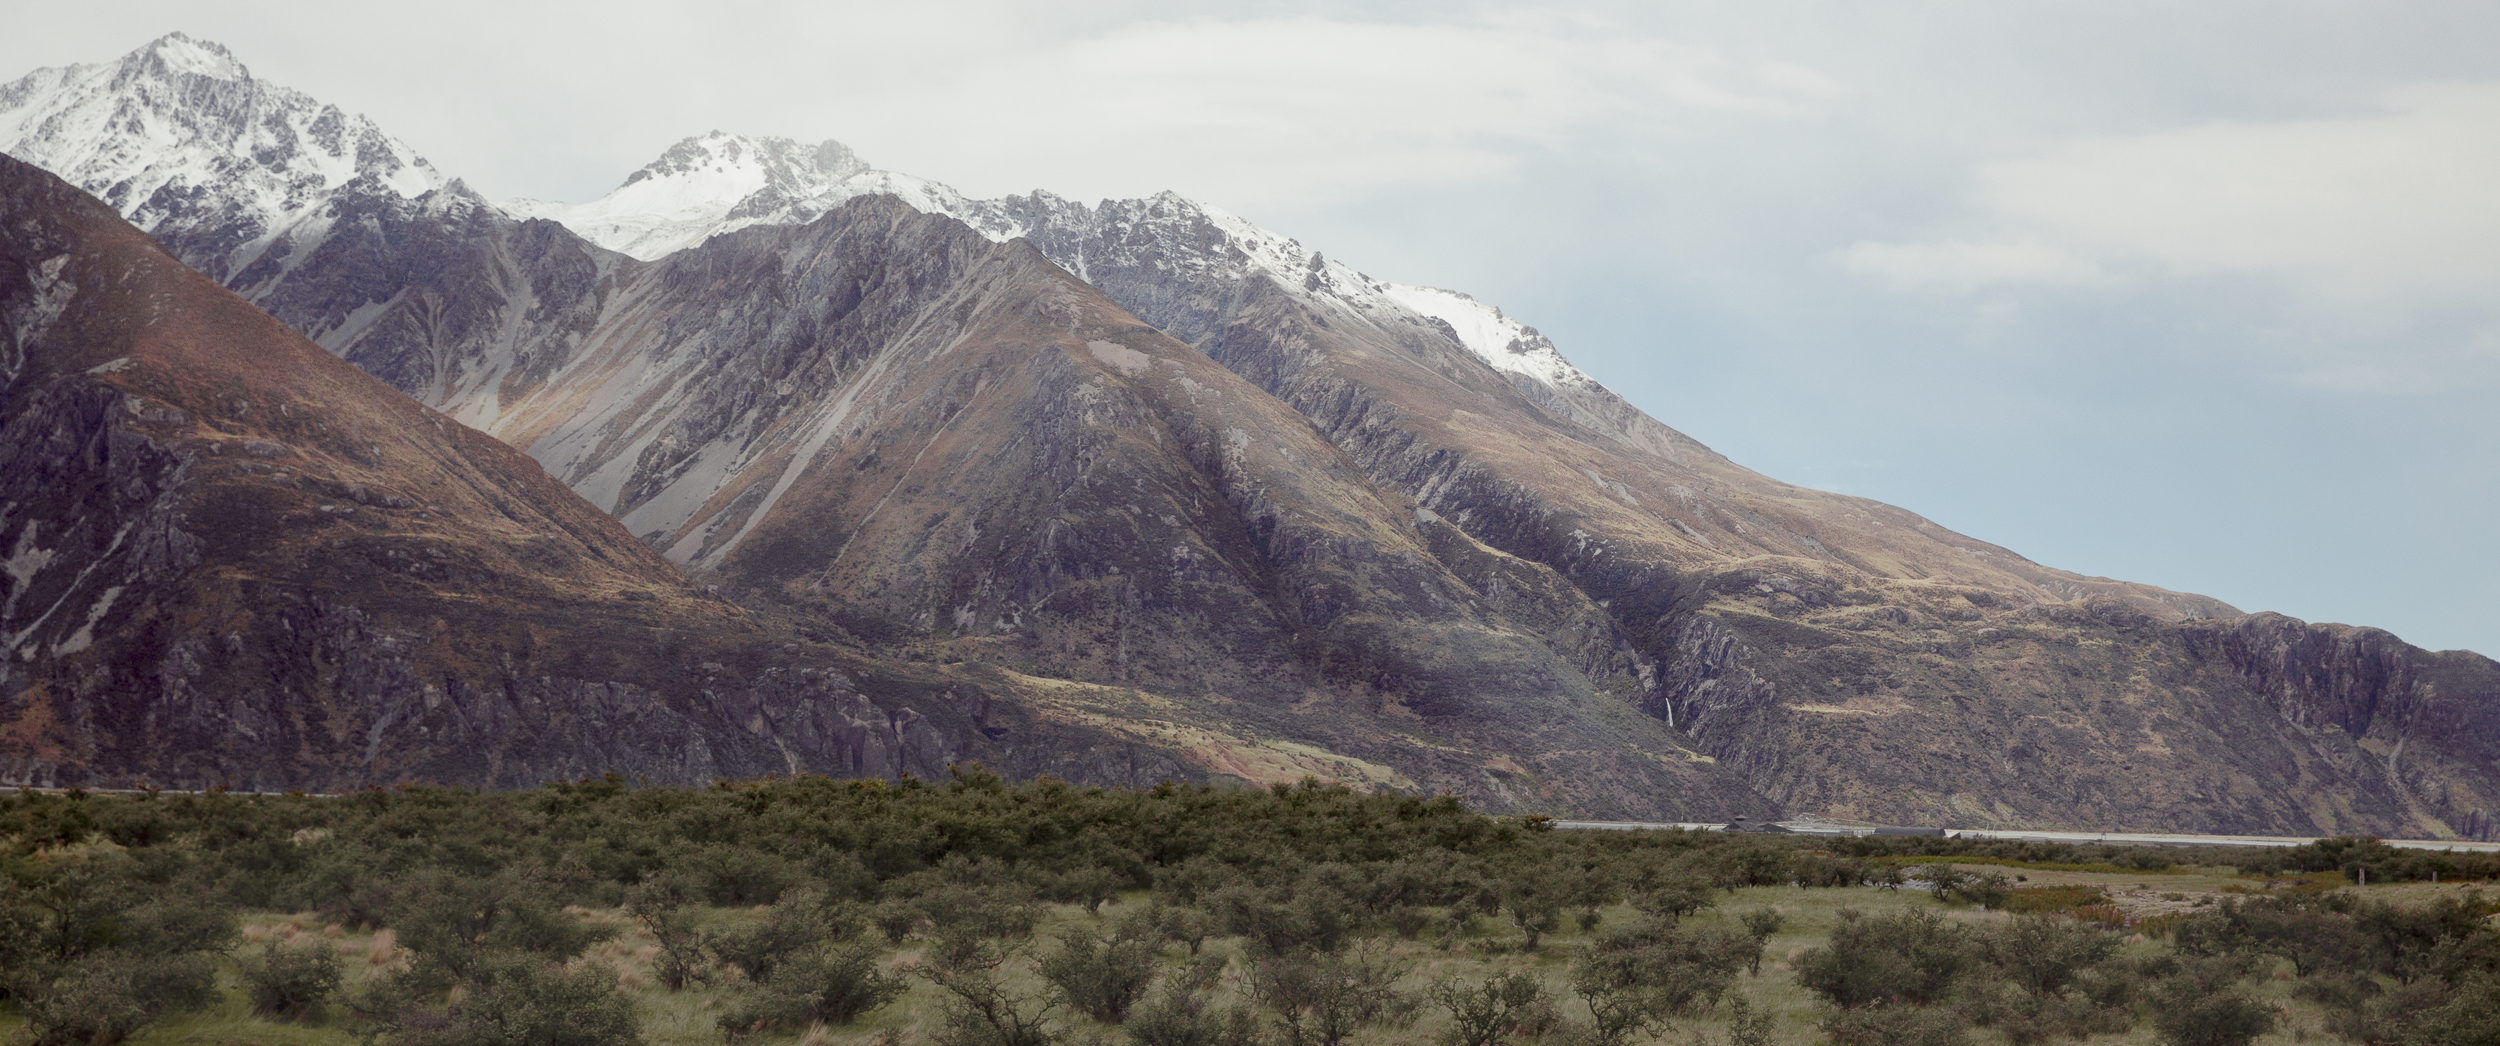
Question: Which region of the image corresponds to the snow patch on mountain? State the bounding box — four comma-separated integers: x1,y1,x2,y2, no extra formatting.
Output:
1379,285,1592,391
508,131,1028,260
0,32,443,271
501,135,1609,395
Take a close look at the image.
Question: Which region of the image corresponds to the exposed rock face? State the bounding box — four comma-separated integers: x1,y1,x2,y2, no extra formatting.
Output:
421,195,1767,818
919,191,2500,838
0,155,1195,793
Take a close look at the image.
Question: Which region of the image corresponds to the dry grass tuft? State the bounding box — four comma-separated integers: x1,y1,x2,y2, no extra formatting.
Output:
324,922,345,938
368,928,400,966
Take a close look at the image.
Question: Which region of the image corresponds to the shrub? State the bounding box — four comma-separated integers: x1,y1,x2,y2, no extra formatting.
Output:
1724,997,1775,1046
244,941,345,1021
1626,878,1716,924
1820,1004,1971,1046
1049,867,1124,916
1212,881,1357,956
720,940,908,1039
1795,907,1974,1009
1738,908,1784,976
1037,925,1161,1023
706,888,847,983
2392,973,2500,1046
372,953,641,1046
14,952,220,1046
2148,974,2275,1046
1980,914,2118,995
1250,941,1414,1046
1428,971,1551,1046
1159,906,1216,954
1127,984,1264,1046
624,873,709,990
916,928,1060,1046
1569,920,1748,1043
390,870,612,990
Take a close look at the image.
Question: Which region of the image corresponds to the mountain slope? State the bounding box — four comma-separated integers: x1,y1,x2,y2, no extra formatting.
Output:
0,153,1206,793
517,135,2499,839
437,193,1768,818
6,40,2494,837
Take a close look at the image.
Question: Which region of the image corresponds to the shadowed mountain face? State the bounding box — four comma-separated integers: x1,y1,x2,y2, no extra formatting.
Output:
5,37,2498,836
0,155,1218,794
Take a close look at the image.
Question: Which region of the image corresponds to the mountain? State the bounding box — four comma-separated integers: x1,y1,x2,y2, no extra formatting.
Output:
0,32,442,285
526,134,2500,839
0,152,1215,793
5,37,2497,837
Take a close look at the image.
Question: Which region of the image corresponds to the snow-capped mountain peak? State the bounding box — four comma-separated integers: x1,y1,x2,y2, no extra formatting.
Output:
0,33,444,279
505,131,992,259
506,136,1607,400
119,31,248,82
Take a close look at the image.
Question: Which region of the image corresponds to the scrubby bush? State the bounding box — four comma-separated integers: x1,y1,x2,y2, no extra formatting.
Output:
1251,941,1415,1046
13,951,222,1046
0,851,233,1046
706,888,854,983
916,927,1061,1046
1428,971,1551,1046
1979,913,2119,995
624,871,710,990
1820,1005,1971,1046
719,939,908,1039
1569,919,1749,1042
2147,972,2275,1046
368,952,641,1046
1037,924,1161,1023
1795,907,1973,1009
1738,908,1784,976
1127,983,1265,1046
243,940,345,1021
389,869,612,991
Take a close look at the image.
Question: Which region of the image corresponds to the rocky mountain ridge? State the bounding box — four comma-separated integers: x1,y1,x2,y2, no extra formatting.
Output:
4,35,2495,838
0,152,1237,794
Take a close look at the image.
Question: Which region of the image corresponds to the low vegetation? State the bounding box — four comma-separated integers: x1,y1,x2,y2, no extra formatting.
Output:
2,773,2496,1046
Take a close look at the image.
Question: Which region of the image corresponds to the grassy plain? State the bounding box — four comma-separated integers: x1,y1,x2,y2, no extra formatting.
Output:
10,864,2481,1046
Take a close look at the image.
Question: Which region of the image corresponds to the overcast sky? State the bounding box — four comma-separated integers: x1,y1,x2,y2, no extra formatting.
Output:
15,1,2499,655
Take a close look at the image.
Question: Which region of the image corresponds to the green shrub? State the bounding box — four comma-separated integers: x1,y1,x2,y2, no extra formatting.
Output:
1569,920,1748,1043
719,939,907,1039
1037,924,1160,1023
2149,974,2275,1046
1820,1004,1971,1046
1979,914,2119,995
1250,941,1415,1046
1126,984,1264,1046
14,951,220,1046
371,953,641,1046
243,941,345,1021
705,888,850,983
390,869,611,991
1795,907,1974,1009
1428,971,1550,1046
